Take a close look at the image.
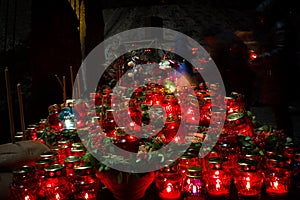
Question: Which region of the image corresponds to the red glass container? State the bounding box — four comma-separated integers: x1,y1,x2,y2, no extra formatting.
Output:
199,96,211,126
9,165,39,200
64,156,81,178
57,139,73,156
113,134,140,153
182,166,206,200
234,159,264,198
102,109,117,134
50,145,68,164
225,112,253,137
155,161,182,200
47,104,62,131
40,151,58,164
38,119,48,130
264,155,292,195
35,158,55,199
205,157,232,197
73,165,100,200
71,146,87,157
216,134,240,171
178,153,200,176
42,164,72,200
27,127,37,141
225,92,246,114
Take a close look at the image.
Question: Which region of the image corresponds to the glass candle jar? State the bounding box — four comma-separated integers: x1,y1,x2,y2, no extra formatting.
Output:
10,165,39,200
182,166,206,200
216,134,240,171
71,146,87,157
42,164,72,200
47,104,62,131
205,157,232,197
38,118,48,130
40,151,58,164
264,155,292,195
225,112,253,137
35,158,55,199
199,97,211,126
102,109,117,134
50,145,68,164
155,161,182,200
178,153,200,176
73,165,100,200
234,159,264,199
64,156,81,178
27,127,37,141
57,139,73,157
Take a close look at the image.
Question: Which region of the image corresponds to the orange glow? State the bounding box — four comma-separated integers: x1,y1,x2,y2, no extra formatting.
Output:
166,183,173,193
192,185,197,194
216,179,221,190
273,180,279,190
249,52,258,60
246,177,251,190
55,193,61,200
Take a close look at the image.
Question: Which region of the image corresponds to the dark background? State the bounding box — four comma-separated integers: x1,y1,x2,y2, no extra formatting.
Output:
1,0,300,144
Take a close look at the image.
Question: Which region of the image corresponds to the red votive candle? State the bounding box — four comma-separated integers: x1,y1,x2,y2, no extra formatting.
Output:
205,157,232,197
155,161,182,200
73,165,100,200
234,159,264,199
42,164,72,200
10,165,39,200
265,155,292,195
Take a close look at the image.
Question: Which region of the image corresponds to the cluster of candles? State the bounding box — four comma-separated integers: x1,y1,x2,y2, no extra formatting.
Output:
9,139,102,200
154,146,297,200
7,55,300,200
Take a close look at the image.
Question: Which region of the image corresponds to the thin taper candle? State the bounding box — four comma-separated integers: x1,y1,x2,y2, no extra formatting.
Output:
17,83,26,135
70,66,74,90
77,75,81,98
63,76,66,104
5,67,15,143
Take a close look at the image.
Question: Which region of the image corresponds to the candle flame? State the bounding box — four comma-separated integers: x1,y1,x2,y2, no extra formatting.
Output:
84,192,89,199
273,180,279,190
25,195,30,200
246,177,251,190
216,179,221,190
192,185,197,194
55,193,61,200
166,183,173,193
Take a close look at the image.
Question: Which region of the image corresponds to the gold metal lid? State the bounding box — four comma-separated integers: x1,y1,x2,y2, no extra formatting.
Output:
64,156,81,163
44,164,65,172
186,166,202,178
74,165,94,176
238,158,258,172
226,112,244,122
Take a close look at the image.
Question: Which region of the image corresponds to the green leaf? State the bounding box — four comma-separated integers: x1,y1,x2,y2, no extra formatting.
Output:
245,136,251,141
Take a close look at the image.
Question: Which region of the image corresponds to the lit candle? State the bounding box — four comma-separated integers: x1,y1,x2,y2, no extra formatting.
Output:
265,155,291,195
159,182,181,200
205,158,232,197
155,161,182,200
234,159,264,198
73,165,99,200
